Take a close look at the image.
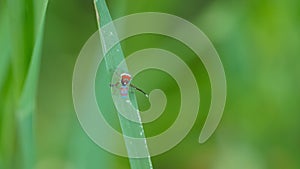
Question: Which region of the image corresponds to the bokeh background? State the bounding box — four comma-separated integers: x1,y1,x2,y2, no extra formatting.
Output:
0,0,300,169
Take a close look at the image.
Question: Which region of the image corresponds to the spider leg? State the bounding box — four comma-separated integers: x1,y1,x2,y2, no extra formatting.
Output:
130,84,149,98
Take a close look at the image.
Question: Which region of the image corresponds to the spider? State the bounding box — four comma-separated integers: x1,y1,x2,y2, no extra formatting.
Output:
110,73,148,98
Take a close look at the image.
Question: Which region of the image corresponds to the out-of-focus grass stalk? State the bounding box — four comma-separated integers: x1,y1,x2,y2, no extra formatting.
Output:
0,4,11,91
94,0,153,169
0,1,18,168
0,0,48,168
16,1,48,168
7,1,35,168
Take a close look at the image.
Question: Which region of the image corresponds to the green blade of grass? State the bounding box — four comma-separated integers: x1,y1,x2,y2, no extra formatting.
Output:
13,0,48,169
0,71,14,167
18,0,48,123
0,4,11,91
0,82,15,169
7,0,35,97
1,0,48,168
0,2,11,145
94,0,153,169
0,1,18,168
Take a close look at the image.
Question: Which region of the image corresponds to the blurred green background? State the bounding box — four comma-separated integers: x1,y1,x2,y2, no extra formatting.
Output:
0,0,300,169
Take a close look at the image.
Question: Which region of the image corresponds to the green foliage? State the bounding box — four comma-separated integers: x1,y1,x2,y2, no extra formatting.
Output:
0,0,300,169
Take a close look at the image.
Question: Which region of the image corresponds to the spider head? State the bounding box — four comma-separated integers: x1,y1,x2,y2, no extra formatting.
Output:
120,73,131,86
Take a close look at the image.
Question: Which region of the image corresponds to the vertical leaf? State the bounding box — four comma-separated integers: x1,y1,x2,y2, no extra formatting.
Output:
0,0,49,169
16,0,48,168
94,0,153,169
